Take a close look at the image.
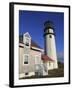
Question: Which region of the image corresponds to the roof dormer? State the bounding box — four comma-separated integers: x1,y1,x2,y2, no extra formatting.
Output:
23,32,31,48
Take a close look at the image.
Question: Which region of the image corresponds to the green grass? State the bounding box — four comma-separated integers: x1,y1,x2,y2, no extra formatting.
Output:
48,61,64,77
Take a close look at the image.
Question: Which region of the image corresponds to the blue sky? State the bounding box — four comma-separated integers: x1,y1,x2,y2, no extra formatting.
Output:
19,10,64,62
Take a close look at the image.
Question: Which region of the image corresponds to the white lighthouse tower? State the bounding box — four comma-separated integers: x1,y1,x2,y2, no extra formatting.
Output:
44,21,58,69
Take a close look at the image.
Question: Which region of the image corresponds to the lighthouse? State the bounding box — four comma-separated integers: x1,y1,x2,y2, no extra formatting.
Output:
44,21,58,69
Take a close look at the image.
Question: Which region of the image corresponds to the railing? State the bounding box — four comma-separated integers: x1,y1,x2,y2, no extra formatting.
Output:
34,64,47,72
35,64,43,71
34,64,48,76
22,64,48,74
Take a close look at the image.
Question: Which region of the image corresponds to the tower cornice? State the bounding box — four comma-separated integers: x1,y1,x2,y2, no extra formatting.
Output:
43,32,55,37
44,27,54,32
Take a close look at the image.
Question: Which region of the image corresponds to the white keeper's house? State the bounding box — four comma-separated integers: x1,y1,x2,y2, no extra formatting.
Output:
19,21,58,78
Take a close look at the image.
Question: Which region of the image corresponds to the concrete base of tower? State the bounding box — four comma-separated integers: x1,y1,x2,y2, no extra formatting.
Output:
46,61,58,70
47,62,54,70
53,61,58,69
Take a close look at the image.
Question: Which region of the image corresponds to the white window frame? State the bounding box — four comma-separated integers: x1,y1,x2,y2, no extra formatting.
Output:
23,54,29,65
35,55,40,65
25,37,30,46
49,61,51,66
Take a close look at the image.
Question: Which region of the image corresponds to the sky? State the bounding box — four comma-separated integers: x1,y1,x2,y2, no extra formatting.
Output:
19,10,64,62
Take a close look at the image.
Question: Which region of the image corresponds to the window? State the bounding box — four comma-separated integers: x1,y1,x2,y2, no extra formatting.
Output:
49,35,52,38
35,56,40,64
25,38,29,46
25,73,28,75
24,55,28,64
49,61,51,66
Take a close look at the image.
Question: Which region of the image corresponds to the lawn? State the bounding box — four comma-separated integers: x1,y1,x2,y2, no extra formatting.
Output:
48,61,64,77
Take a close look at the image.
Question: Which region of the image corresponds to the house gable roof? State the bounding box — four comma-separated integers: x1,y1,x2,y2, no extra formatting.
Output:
24,32,31,38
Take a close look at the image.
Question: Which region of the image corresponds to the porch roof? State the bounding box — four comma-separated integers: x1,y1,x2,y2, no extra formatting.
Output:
41,54,54,62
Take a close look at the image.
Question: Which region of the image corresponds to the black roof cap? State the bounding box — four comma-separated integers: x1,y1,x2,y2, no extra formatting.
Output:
44,21,55,30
